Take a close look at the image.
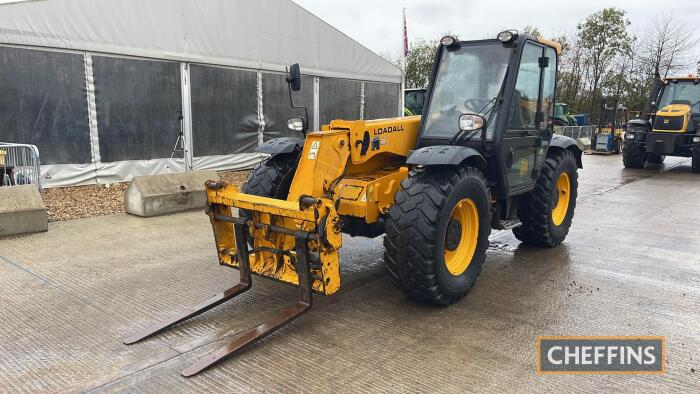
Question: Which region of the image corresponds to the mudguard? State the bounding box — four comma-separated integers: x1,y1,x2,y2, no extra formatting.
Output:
549,134,583,168
406,145,487,169
256,137,304,155
628,118,651,129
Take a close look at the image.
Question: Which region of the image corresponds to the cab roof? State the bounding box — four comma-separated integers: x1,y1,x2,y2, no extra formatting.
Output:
536,37,562,55
662,76,700,83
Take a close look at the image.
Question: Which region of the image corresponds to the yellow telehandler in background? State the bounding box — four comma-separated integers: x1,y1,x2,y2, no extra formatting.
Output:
125,31,582,376
624,74,700,170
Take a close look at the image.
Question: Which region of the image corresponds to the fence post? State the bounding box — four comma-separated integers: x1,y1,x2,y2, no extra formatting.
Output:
313,77,320,131
84,53,101,182
359,81,365,120
180,62,194,171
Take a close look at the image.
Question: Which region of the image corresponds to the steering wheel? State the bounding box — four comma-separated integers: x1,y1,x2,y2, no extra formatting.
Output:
463,98,491,113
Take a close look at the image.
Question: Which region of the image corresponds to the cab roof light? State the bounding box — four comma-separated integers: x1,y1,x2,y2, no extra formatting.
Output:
497,30,518,43
440,35,461,50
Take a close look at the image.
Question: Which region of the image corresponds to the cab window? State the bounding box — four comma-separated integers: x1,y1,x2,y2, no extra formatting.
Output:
508,43,543,131
541,47,557,126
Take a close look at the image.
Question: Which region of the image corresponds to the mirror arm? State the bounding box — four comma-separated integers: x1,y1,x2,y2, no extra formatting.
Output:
285,67,309,135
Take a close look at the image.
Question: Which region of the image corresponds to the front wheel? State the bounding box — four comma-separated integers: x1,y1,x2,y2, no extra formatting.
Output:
384,166,491,305
692,147,700,173
513,150,578,247
623,140,646,169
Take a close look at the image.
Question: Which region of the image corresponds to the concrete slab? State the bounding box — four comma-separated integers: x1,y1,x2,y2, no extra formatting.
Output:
0,155,698,392
577,137,592,151
124,171,218,217
0,185,48,237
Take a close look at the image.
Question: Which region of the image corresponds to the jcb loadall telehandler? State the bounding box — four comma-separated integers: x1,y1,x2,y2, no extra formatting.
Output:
623,73,700,171
125,31,582,376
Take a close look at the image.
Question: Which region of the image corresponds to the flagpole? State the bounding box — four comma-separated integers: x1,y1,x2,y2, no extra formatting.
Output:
401,7,407,116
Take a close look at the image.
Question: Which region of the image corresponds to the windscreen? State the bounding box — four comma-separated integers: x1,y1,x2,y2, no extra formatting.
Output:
658,82,700,113
422,43,510,139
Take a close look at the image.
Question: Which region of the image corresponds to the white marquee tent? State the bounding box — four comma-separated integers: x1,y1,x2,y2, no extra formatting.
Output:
0,0,402,187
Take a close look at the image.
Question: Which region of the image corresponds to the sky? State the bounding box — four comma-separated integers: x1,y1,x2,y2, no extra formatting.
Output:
0,0,698,70
294,0,700,69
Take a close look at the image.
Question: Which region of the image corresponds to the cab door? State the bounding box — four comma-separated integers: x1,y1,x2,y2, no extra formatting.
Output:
501,41,555,195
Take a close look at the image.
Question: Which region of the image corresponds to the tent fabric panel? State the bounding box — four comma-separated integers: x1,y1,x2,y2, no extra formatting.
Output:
0,0,401,83
190,64,259,156
319,78,361,126
363,81,401,120
261,73,314,140
0,46,91,164
92,56,182,162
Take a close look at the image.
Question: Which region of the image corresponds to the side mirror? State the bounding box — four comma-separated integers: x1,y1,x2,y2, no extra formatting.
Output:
286,63,301,91
458,113,485,132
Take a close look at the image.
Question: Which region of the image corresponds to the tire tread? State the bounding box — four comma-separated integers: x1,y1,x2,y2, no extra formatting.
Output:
384,166,490,305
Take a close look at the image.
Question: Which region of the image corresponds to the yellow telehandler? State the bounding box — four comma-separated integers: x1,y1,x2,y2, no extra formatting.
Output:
124,31,582,376
624,73,700,170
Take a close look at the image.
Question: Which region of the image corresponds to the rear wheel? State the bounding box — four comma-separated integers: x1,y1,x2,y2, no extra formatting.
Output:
623,140,646,169
692,147,700,173
513,150,578,247
384,166,491,305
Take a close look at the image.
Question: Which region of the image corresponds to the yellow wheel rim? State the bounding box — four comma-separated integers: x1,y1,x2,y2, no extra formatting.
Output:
444,198,479,276
552,173,571,226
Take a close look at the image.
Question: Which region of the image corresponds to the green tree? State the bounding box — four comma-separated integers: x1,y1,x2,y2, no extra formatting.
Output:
577,8,633,113
523,26,542,38
383,38,438,89
404,39,438,88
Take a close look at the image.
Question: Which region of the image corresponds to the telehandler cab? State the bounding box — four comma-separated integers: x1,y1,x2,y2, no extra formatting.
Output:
624,74,700,171
124,31,582,376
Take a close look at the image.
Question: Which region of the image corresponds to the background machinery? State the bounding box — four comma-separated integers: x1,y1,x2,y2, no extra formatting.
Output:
553,103,578,126
404,87,427,116
624,74,700,171
124,32,582,376
592,97,626,154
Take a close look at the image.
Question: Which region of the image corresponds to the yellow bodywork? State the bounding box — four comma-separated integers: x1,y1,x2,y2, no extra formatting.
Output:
652,103,693,133
206,116,421,296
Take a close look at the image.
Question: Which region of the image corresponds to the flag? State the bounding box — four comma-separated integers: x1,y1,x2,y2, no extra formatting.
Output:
403,8,410,58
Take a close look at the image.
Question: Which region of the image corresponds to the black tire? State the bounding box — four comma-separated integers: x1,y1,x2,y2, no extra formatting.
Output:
513,150,578,247
623,140,646,169
384,166,491,305
692,147,700,173
646,153,665,164
240,153,299,229
241,153,299,199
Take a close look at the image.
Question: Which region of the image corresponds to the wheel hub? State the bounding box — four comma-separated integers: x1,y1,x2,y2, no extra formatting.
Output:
445,218,462,251
443,199,480,276
551,172,571,226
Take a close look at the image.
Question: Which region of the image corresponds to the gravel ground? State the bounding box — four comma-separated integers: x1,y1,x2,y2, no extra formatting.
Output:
41,170,251,222
218,170,250,187
42,183,129,222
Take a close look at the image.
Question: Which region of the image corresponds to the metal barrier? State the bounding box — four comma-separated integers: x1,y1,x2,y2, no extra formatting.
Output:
553,125,595,139
0,142,42,190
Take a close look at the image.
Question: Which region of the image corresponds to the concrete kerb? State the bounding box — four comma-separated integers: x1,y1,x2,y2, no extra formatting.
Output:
124,171,219,217
0,185,48,236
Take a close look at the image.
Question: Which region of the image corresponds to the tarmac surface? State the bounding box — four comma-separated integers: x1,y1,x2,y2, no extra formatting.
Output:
1,154,698,393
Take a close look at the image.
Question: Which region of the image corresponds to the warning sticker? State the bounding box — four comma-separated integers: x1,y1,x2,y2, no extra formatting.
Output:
308,141,321,160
